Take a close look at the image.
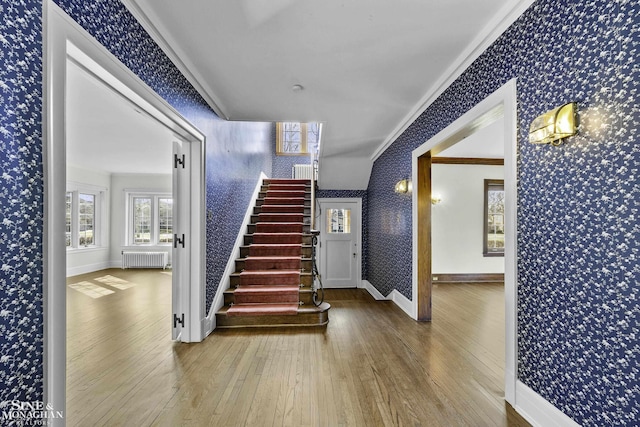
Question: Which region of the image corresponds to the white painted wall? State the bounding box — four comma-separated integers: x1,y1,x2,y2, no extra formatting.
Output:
66,165,111,276
431,163,504,274
109,173,172,267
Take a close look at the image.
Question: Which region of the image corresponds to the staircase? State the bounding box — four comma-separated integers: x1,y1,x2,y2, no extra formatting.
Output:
216,179,330,328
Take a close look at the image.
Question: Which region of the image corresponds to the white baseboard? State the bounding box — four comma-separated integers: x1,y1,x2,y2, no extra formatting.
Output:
515,381,580,427
361,280,387,300
205,172,268,336
361,280,416,319
389,289,415,318
67,261,112,277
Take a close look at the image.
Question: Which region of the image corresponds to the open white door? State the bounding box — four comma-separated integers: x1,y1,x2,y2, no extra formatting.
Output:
172,140,191,340
318,199,361,288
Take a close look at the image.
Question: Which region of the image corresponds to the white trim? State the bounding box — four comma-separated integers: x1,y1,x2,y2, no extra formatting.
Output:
389,290,415,318
317,198,363,289
206,172,268,334
66,260,112,277
515,381,580,427
372,0,535,161
44,2,206,420
361,280,387,300
361,280,416,319
120,0,228,119
411,79,518,406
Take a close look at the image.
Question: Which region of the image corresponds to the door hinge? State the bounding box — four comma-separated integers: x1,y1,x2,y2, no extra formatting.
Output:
174,234,185,248
173,313,184,328
174,154,185,169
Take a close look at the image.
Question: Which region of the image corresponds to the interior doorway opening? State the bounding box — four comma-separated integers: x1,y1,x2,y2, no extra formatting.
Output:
411,79,518,404
45,3,206,421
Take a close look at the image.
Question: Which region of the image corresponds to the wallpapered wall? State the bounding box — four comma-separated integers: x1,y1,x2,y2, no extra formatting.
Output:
366,0,638,425
0,0,45,407
52,1,274,312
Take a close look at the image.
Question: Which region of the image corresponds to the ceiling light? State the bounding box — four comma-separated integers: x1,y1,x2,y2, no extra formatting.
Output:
292,84,304,92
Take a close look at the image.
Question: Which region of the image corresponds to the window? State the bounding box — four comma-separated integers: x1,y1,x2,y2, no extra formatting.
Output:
275,122,321,156
66,186,104,249
326,208,351,234
127,193,173,246
484,179,505,256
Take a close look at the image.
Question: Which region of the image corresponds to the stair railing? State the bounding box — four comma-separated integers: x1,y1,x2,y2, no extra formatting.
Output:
309,151,324,306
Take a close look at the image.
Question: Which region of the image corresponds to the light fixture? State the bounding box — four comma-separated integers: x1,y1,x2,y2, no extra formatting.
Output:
292,84,304,92
529,102,578,145
431,194,442,205
394,179,412,194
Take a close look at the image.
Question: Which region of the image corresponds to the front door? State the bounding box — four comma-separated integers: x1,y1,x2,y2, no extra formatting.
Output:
318,199,361,288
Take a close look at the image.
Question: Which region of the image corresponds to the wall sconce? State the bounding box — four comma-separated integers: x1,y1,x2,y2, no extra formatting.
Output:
394,179,412,194
529,102,578,145
431,194,442,205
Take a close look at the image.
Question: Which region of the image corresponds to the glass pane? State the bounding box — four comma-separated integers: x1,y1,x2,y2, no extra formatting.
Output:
326,208,351,234
486,184,505,253
133,197,152,244
78,193,95,246
65,192,72,247
158,198,173,244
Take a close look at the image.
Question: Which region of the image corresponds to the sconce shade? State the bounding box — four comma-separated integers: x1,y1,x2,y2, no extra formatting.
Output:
395,179,412,194
529,102,577,145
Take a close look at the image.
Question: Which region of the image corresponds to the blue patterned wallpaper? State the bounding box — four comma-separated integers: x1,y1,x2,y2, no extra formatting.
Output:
0,0,45,407
53,0,274,312
316,189,368,279
367,0,639,424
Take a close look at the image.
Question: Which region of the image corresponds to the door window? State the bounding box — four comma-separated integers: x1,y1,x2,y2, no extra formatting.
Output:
326,208,351,234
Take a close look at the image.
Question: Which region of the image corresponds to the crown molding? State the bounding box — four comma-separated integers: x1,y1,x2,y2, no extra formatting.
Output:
371,0,536,162
121,0,230,120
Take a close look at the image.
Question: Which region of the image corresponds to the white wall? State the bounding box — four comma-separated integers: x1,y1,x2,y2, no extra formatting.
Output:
109,173,172,266
66,165,111,276
431,163,504,274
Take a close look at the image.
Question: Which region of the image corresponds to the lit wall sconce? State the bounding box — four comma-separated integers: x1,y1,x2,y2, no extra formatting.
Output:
431,194,442,205
529,102,578,145
394,179,412,194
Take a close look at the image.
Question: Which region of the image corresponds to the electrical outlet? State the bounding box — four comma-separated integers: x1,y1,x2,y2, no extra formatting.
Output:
433,276,439,281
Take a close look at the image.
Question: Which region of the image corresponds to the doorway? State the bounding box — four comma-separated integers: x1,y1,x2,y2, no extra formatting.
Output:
44,2,206,420
318,198,362,288
411,79,518,404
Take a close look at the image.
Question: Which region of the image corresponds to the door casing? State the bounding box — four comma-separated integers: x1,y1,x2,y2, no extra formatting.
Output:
44,2,206,422
317,198,362,289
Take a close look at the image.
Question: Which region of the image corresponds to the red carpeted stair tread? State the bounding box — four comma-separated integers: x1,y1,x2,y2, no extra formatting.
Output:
244,256,302,270
252,232,304,244
239,270,301,286
249,244,303,257
256,223,304,233
262,197,306,205
233,285,300,304
257,213,305,222
260,205,305,213
227,303,299,317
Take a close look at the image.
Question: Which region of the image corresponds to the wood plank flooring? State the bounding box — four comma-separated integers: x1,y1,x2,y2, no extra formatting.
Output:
67,269,529,426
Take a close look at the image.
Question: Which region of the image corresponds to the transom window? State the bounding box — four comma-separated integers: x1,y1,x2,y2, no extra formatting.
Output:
128,193,173,246
484,179,505,257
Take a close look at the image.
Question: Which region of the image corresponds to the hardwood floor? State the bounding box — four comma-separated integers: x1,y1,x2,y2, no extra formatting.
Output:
66,269,530,426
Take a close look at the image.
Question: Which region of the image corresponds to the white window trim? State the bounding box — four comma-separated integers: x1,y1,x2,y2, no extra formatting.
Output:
66,182,107,251
125,190,173,247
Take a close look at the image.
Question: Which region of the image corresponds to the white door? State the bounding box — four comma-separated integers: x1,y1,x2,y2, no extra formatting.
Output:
172,140,190,340
318,199,361,288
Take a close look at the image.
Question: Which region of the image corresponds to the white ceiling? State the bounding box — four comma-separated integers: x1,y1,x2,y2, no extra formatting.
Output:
68,0,528,183
66,59,175,175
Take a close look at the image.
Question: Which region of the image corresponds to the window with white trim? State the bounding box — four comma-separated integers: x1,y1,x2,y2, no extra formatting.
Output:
127,192,173,246
65,185,105,249
483,179,505,257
